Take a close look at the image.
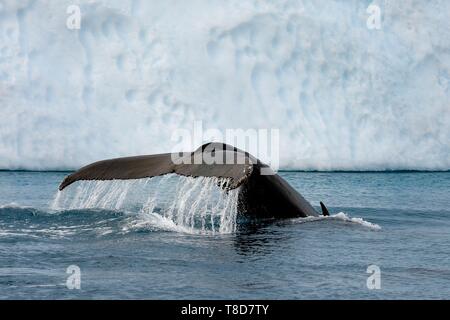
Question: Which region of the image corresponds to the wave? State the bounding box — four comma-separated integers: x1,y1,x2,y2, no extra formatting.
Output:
0,207,381,241
0,208,239,239
329,212,381,230
290,212,381,230
0,203,33,210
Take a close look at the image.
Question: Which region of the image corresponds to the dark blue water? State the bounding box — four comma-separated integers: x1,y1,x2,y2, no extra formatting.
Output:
0,171,449,299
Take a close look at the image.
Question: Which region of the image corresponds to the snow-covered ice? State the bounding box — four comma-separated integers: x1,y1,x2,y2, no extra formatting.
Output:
0,0,449,170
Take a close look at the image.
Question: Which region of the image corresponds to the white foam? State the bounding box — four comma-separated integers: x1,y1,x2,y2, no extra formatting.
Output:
330,212,381,230
120,212,199,235
0,228,75,239
0,202,31,209
292,212,381,230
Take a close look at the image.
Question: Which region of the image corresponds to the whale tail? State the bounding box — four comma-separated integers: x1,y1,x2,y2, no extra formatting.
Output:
58,142,320,218
320,201,330,216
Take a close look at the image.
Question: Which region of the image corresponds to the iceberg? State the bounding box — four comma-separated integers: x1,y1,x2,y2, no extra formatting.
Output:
0,0,449,170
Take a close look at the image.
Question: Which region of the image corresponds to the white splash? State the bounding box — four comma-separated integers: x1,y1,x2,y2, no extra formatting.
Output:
51,175,240,234
330,212,381,230
0,202,31,209
293,211,381,230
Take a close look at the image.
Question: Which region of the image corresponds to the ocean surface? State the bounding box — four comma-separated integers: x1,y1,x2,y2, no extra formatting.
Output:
0,171,449,299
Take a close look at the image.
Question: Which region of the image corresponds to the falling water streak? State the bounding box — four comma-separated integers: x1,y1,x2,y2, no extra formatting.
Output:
51,175,240,234
187,179,207,229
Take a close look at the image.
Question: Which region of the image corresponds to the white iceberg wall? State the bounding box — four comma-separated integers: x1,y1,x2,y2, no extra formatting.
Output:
0,0,449,170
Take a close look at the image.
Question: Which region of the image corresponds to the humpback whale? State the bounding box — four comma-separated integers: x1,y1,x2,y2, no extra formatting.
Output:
59,142,329,218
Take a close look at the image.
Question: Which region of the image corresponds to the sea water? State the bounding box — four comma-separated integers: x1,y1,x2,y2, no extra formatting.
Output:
0,171,449,299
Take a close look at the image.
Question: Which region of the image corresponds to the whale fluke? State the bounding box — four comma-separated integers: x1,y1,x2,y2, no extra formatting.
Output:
59,143,257,191
59,142,321,218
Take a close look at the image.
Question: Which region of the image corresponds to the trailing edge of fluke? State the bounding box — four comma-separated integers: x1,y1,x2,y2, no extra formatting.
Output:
59,142,330,218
